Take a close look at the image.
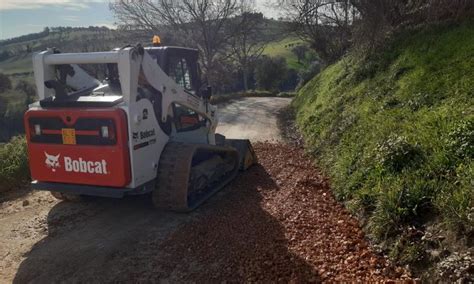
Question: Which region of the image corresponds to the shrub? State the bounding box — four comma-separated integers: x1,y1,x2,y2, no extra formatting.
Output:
352,0,474,52
280,68,298,91
255,56,288,92
15,80,37,105
297,61,322,90
446,119,474,160
435,163,474,233
291,45,309,63
375,135,424,172
0,73,12,93
0,136,30,193
0,101,27,142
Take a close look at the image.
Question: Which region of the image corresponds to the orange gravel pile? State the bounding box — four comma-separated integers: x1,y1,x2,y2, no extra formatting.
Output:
123,143,411,282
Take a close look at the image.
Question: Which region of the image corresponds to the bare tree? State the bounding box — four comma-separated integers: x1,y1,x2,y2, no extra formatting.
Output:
274,0,474,64
291,44,308,63
110,0,249,86
275,0,354,64
350,0,474,50
228,12,267,90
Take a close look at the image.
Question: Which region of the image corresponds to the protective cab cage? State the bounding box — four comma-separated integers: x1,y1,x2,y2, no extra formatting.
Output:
37,46,207,109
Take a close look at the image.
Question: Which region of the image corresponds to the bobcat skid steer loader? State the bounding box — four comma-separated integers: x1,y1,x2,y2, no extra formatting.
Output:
24,44,256,211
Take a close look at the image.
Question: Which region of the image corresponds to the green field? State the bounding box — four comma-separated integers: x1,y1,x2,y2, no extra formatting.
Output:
263,37,306,70
0,55,33,75
0,35,306,75
0,28,125,77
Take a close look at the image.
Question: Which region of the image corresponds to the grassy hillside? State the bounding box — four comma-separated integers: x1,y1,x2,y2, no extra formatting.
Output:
1,35,306,76
263,37,306,70
0,28,142,76
0,55,33,75
293,21,473,268
1,35,307,76
0,20,294,77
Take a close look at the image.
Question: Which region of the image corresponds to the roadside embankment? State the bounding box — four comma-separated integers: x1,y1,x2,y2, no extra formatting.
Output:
293,21,473,281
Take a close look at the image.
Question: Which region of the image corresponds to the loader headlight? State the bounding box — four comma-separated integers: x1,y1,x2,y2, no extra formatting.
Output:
101,126,109,138
34,124,41,135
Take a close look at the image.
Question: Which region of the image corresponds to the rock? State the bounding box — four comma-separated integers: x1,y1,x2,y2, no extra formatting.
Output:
430,250,441,259
22,200,30,207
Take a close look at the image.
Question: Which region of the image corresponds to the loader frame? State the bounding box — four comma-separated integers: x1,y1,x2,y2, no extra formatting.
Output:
29,46,218,190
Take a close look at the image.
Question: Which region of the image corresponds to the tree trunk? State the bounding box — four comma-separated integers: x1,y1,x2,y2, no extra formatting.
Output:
243,66,249,91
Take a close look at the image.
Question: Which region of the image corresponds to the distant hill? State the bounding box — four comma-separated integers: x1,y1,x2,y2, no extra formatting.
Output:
0,26,152,76
0,19,310,77
262,36,311,70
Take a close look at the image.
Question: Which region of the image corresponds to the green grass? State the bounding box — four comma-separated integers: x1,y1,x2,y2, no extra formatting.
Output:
293,21,474,263
263,37,306,70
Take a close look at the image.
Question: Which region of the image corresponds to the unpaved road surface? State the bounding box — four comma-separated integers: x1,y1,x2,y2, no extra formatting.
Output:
0,97,409,283
216,97,291,142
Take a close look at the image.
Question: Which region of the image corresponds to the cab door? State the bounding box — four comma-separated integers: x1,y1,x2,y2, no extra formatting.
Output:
166,52,209,144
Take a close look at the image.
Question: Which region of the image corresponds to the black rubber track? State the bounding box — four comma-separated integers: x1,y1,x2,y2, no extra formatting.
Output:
152,142,239,212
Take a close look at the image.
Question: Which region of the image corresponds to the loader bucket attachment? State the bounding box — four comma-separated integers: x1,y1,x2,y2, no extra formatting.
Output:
226,139,257,171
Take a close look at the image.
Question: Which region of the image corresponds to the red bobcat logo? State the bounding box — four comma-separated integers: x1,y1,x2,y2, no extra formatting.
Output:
64,157,108,174
44,152,61,172
43,152,108,174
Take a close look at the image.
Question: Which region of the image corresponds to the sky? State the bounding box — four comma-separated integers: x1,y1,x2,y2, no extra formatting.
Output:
0,0,281,40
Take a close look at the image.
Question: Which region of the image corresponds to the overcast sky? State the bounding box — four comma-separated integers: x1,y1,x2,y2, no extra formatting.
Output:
0,0,281,40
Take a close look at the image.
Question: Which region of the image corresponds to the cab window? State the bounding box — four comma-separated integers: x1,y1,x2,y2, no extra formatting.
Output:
169,57,194,94
173,103,206,132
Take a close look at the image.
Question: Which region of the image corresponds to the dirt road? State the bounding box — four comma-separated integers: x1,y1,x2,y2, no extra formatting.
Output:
216,97,291,142
0,97,407,283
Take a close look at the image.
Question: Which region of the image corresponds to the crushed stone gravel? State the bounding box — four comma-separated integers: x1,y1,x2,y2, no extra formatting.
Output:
113,143,413,282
